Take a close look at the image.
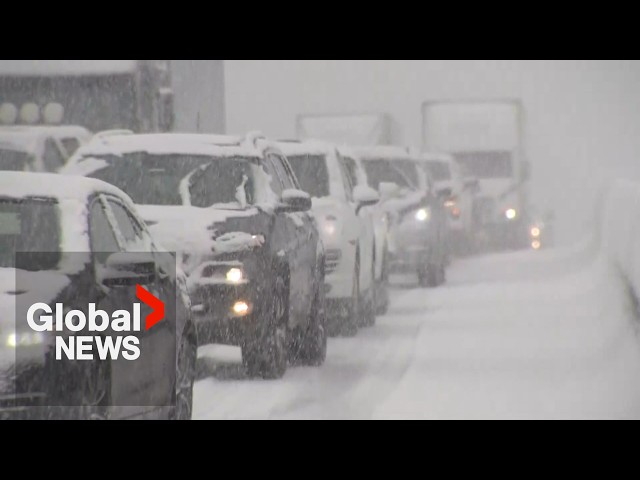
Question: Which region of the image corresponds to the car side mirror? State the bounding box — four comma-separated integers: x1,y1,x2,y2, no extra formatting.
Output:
353,185,380,214
98,252,156,287
277,189,312,213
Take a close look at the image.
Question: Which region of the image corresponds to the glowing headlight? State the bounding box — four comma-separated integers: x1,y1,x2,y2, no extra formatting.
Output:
232,301,251,317
530,227,541,238
324,223,337,235
531,240,542,250
415,208,430,222
5,332,44,348
505,208,518,220
322,215,338,236
226,268,244,283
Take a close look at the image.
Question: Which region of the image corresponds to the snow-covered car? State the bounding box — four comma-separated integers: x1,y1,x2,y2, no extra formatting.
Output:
354,146,449,288
0,125,92,173
337,146,390,315
0,172,196,420
278,141,380,335
63,133,326,379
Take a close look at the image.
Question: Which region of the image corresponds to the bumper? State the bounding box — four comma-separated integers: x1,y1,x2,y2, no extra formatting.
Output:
325,269,354,301
190,282,261,346
388,247,432,273
388,223,434,273
324,247,356,301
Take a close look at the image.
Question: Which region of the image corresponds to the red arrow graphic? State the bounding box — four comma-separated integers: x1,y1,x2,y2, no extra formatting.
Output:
136,285,165,330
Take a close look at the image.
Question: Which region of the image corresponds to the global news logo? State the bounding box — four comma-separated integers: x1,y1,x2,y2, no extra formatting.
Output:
24,285,164,361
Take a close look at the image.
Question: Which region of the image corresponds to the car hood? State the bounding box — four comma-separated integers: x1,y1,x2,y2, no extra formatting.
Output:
138,205,266,273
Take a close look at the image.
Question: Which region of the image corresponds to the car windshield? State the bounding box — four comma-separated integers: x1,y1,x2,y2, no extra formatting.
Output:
425,161,451,181
0,147,30,171
285,155,330,198
0,199,61,270
361,159,416,190
454,151,513,179
83,153,256,207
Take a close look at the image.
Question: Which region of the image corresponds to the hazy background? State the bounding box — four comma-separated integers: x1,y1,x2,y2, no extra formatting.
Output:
224,60,640,245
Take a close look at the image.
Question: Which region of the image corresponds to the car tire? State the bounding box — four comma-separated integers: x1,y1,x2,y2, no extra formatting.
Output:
170,333,197,420
418,263,439,288
341,255,360,337
298,282,327,366
49,351,111,419
361,289,376,328
242,274,288,380
375,249,390,315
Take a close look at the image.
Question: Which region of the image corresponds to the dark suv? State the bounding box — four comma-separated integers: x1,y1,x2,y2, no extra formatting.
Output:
63,133,327,379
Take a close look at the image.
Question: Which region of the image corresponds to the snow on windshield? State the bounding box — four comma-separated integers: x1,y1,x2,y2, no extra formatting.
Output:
76,153,258,208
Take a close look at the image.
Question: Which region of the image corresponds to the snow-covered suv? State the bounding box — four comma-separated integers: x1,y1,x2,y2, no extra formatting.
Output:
278,141,380,336
63,133,326,379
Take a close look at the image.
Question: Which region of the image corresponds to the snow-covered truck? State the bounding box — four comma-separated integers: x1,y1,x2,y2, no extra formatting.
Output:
421,100,531,251
296,113,392,145
0,60,226,134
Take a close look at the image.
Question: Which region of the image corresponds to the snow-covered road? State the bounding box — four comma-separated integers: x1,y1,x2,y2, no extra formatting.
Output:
193,243,640,419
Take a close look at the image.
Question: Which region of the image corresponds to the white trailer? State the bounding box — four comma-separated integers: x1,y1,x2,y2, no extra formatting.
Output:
296,113,392,145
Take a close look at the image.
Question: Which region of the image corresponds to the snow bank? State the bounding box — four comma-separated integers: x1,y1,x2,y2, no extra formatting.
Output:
599,179,640,301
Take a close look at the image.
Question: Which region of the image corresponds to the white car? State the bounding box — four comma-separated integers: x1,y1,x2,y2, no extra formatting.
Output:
278,140,379,336
354,146,449,288
337,146,390,315
0,125,92,173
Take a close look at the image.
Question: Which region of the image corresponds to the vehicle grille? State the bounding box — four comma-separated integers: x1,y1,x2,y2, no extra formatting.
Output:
325,249,342,275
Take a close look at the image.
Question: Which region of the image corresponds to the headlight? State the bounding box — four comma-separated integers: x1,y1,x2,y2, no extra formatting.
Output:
415,208,430,222
324,223,337,235
530,227,541,238
5,332,44,348
225,268,244,283
322,215,338,236
232,301,251,317
505,208,518,220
